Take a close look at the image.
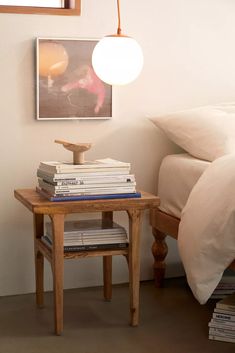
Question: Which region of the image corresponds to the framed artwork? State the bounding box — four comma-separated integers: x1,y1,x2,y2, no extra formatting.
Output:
36,37,112,120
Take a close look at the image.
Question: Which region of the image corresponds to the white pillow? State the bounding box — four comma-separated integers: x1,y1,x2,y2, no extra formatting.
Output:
150,104,235,161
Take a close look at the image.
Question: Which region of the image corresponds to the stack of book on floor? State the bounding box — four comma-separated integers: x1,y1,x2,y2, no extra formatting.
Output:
208,293,235,343
41,219,128,252
36,158,140,201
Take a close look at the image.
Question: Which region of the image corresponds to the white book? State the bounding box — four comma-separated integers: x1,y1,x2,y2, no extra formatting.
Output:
53,238,128,246
61,238,128,245
64,237,126,243
209,334,235,343
214,308,235,316
36,187,141,202
40,174,136,186
41,186,136,196
209,320,235,330
63,231,126,238
213,312,235,322
42,236,128,252
209,327,235,338
39,166,130,175
216,293,235,312
63,230,126,237
45,219,127,237
47,233,128,243
38,178,136,191
63,239,128,246
39,158,131,173
37,168,131,179
62,231,127,238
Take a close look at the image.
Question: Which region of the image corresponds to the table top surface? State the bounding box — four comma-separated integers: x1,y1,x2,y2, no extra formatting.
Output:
14,188,160,214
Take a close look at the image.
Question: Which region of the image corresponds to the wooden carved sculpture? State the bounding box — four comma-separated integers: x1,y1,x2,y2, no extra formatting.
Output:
54,139,92,164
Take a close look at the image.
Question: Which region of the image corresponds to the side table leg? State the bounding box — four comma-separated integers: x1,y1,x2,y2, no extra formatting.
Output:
103,256,112,301
33,214,44,308
102,211,113,301
127,209,142,326
50,214,64,335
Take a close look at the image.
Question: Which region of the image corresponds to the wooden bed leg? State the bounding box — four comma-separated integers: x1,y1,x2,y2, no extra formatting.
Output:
152,228,168,288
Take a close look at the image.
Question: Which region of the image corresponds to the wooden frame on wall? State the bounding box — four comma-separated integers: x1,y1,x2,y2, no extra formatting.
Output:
36,37,112,120
0,0,81,16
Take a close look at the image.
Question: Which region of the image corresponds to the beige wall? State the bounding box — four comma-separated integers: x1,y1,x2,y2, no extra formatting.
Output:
0,0,235,296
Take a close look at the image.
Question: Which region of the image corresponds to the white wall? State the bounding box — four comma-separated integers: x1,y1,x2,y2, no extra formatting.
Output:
0,0,235,296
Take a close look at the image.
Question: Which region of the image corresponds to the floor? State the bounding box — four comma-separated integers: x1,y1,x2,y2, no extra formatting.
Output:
0,277,234,353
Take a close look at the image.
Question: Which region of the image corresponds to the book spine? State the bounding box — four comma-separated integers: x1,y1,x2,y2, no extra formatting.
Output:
37,169,131,179
36,187,141,202
46,187,136,195
215,308,235,315
43,175,135,186
212,290,235,295
216,304,235,312
40,161,130,168
40,161,130,171
215,284,235,289
209,323,235,331
210,318,235,327
51,193,141,201
42,237,128,252
209,327,235,338
213,313,235,322
63,241,128,247
209,335,235,343
64,243,128,252
46,229,126,237
49,233,127,239
45,233,128,243
39,179,136,190
39,166,131,174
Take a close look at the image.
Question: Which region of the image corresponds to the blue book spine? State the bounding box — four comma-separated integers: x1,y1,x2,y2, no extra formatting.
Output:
49,192,141,202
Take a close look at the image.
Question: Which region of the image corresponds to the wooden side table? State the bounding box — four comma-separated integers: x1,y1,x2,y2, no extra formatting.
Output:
14,189,159,335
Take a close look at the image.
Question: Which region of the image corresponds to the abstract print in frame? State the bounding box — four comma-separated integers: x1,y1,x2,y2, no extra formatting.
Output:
36,38,112,120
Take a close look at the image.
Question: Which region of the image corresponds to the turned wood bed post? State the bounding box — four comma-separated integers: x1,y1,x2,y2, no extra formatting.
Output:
151,228,168,288
150,209,179,287
150,207,235,289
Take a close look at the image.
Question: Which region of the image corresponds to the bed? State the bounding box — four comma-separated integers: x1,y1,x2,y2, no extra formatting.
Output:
149,104,235,304
150,153,235,304
150,153,209,285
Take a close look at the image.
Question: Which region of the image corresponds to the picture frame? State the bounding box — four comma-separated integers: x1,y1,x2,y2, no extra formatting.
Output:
36,37,112,120
0,0,81,16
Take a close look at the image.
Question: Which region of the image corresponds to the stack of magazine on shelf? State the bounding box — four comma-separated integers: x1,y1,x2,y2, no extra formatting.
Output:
41,219,129,252
36,158,141,201
208,293,235,343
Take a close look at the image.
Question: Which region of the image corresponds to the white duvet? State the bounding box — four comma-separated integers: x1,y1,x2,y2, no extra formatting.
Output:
178,154,235,304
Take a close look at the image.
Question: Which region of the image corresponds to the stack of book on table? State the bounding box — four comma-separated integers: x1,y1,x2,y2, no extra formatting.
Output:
41,219,128,252
208,293,235,343
36,158,140,201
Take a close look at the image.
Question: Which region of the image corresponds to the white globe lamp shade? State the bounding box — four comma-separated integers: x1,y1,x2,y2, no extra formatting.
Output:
92,36,144,85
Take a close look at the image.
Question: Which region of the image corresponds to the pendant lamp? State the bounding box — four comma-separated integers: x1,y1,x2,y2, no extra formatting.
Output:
92,0,143,86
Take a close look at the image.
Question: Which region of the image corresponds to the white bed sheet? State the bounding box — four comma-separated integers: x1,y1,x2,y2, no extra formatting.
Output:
158,153,210,218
